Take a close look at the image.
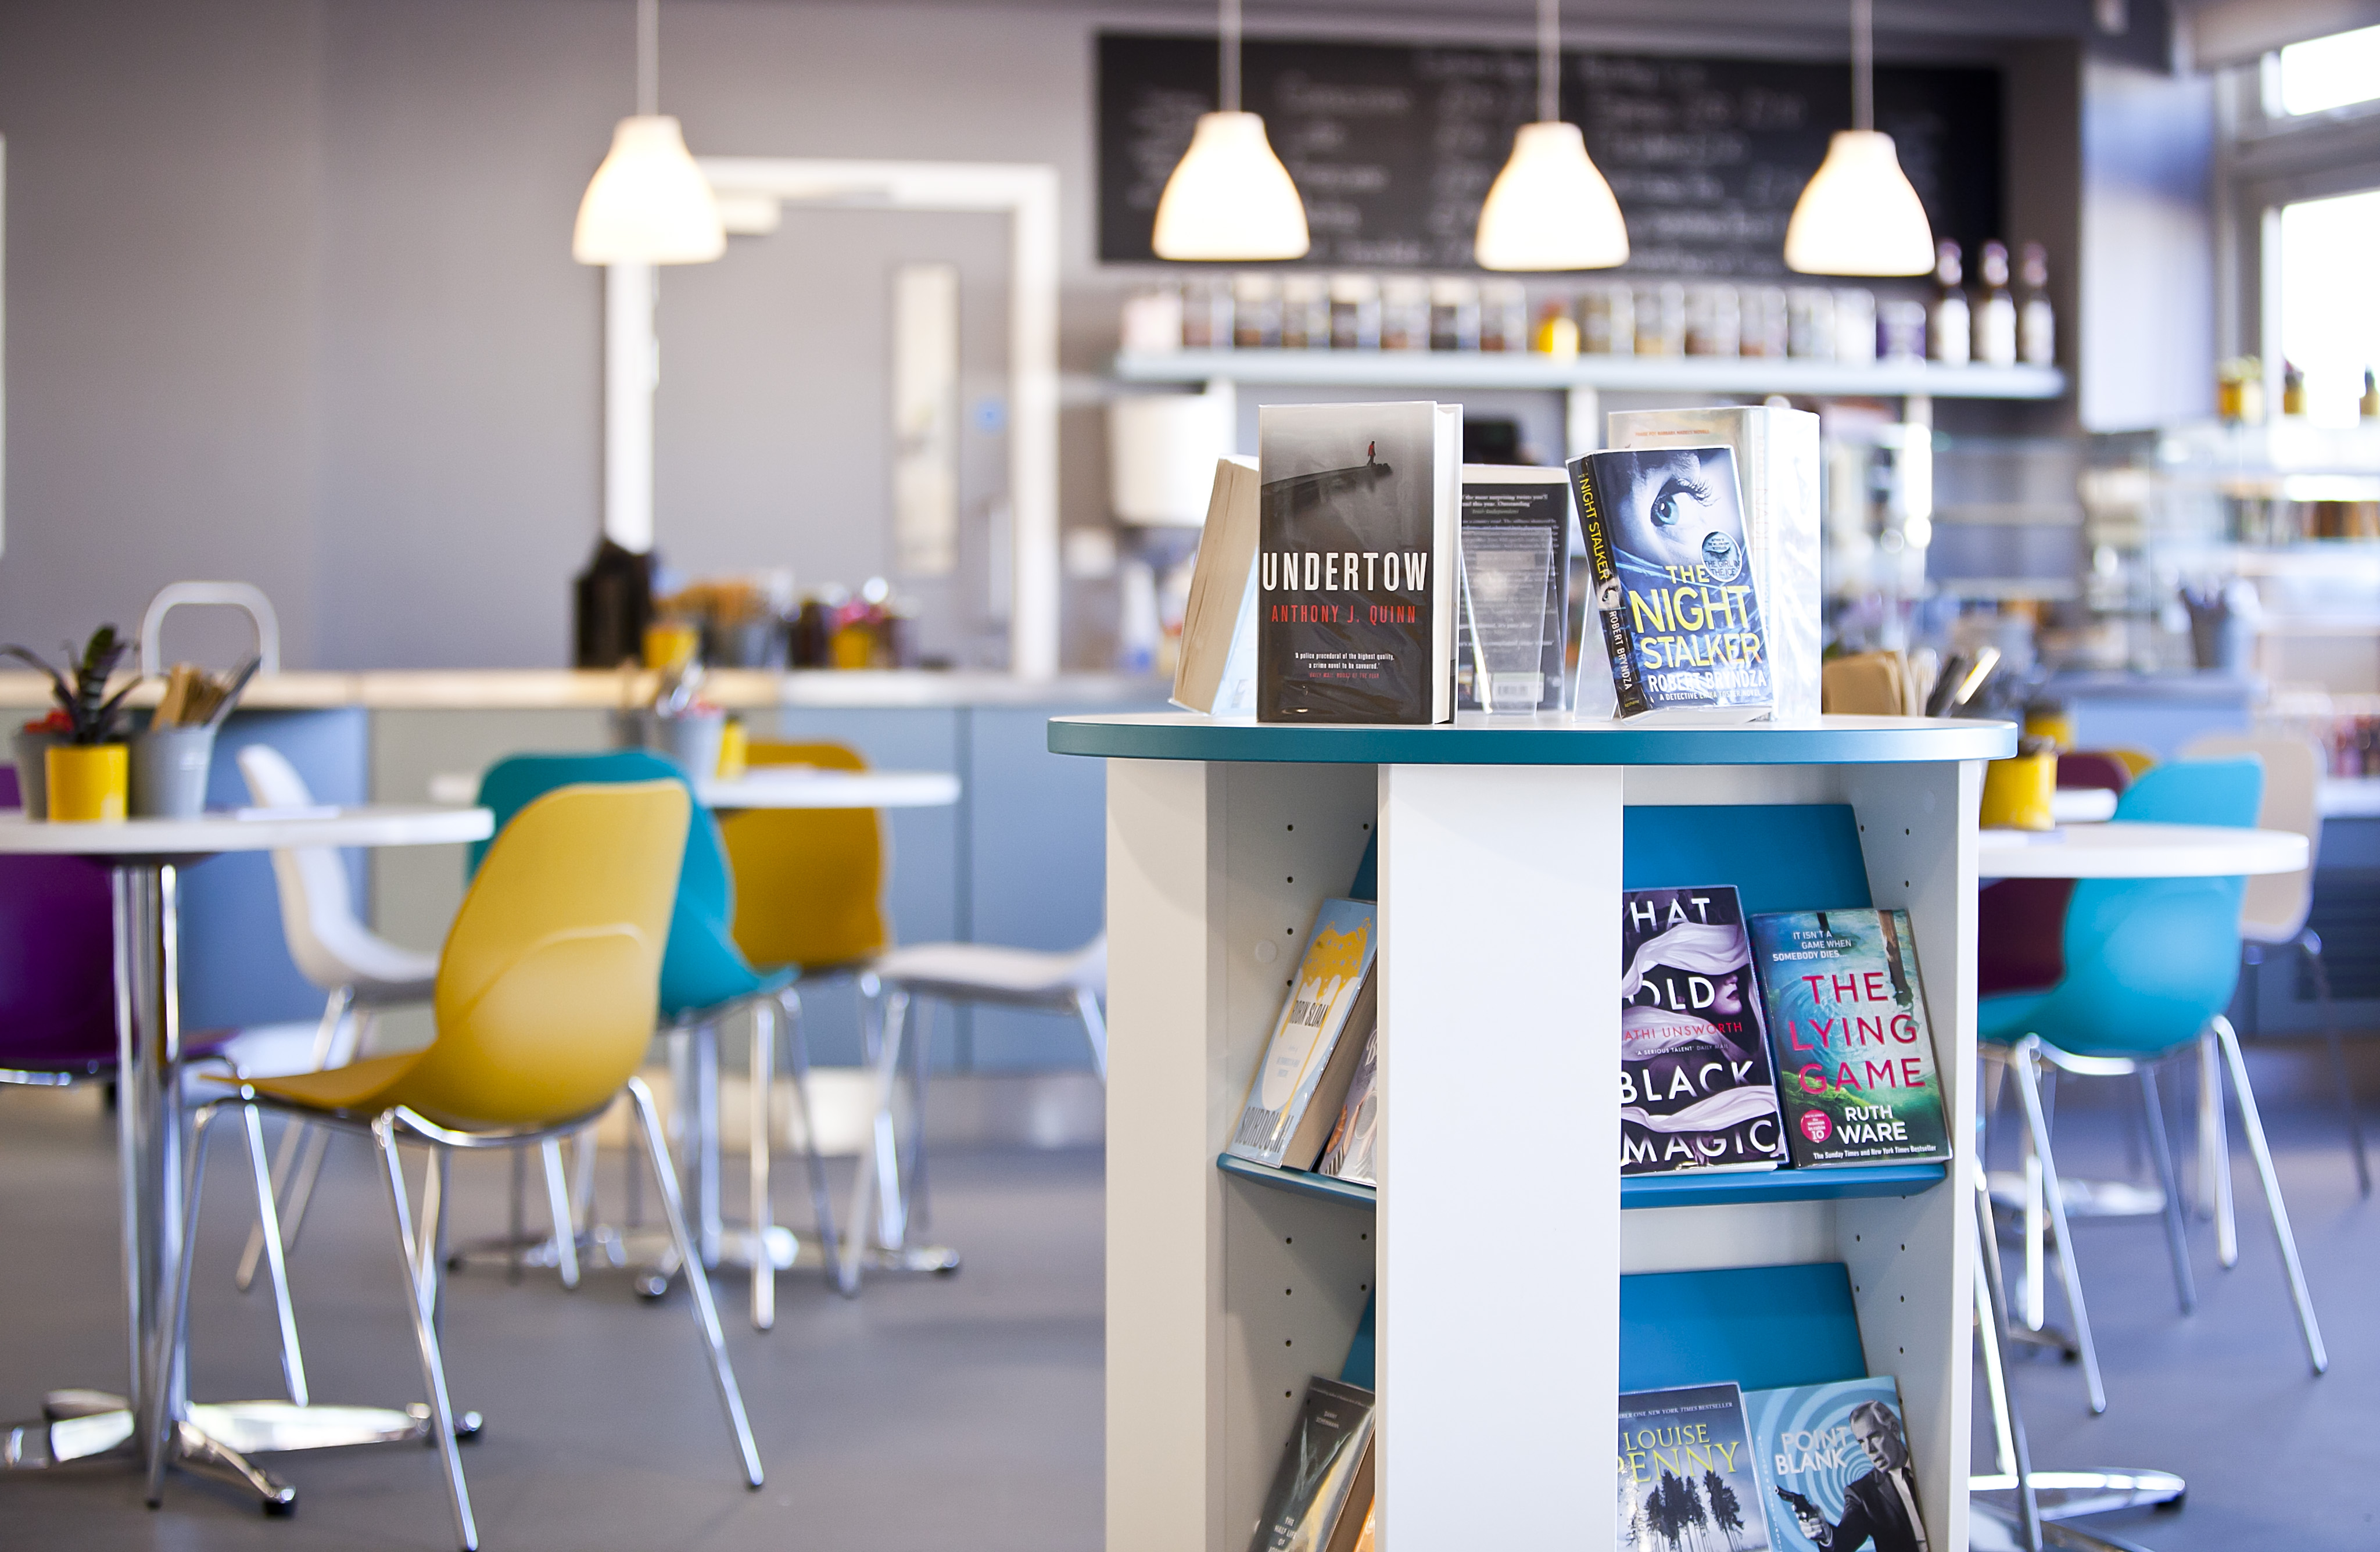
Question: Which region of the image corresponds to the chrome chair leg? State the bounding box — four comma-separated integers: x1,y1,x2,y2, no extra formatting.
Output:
146,1105,217,1506
539,1138,579,1291
778,987,842,1292
750,995,777,1331
625,1076,764,1488
241,1098,310,1404
903,997,934,1236
238,984,352,1292
2198,1028,2238,1264
2137,1065,2195,1316
2012,1038,2106,1414
2297,931,2371,1196
1074,987,1108,1081
2211,1016,2329,1374
845,987,911,1295
372,1116,476,1552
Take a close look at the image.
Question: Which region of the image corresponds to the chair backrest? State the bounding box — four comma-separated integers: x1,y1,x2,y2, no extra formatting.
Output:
2028,757,2264,1058
473,751,762,1018
0,768,117,1073
718,740,890,970
2181,732,2320,942
392,781,688,1128
2055,751,2132,793
238,744,373,991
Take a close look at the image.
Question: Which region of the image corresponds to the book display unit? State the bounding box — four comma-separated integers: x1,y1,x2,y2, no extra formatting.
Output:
1051,712,2013,1551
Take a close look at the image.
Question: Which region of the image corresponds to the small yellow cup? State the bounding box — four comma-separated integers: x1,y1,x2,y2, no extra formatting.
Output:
1980,749,2056,831
716,719,748,781
47,744,129,823
643,621,701,672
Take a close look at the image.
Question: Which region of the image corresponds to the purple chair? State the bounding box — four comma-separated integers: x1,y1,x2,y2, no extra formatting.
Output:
0,768,310,1406
0,767,121,1081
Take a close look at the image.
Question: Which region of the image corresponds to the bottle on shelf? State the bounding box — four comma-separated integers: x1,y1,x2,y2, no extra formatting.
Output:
2217,357,2264,424
1328,274,1382,350
1381,276,1431,351
1929,241,1969,366
2363,367,2380,420
1634,281,1685,356
1578,282,1634,356
1972,241,2017,367
1480,279,1528,353
1684,283,1741,357
1533,298,1580,358
1234,273,1282,349
2283,360,2308,417
1182,277,1234,351
1878,298,1926,362
2018,242,2055,367
1282,275,1329,350
1787,286,1836,360
1833,287,1878,364
1428,277,1481,352
1741,285,1788,358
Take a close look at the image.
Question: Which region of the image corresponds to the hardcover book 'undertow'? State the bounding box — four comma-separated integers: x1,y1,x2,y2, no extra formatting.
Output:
1745,1378,1931,1552
1572,445,1773,723
1620,885,1788,1175
1748,909,1950,1168
1619,1382,1770,1552
1257,402,1460,724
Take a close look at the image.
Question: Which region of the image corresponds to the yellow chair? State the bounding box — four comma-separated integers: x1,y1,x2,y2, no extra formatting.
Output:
2110,747,2158,779
165,782,760,1549
719,740,891,972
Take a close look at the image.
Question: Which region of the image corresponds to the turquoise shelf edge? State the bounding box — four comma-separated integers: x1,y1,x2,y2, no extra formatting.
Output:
1051,712,2014,767
1217,1152,1947,1210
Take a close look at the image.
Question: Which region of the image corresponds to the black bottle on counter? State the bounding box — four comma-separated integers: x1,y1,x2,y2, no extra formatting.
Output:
573,537,654,669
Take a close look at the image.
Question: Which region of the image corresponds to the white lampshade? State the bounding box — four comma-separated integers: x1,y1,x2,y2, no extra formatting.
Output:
1474,121,1629,271
573,114,726,266
1783,129,1934,277
1152,111,1310,262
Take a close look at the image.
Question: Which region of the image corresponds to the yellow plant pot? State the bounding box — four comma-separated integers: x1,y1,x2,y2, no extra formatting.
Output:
46,743,130,823
1980,751,2056,832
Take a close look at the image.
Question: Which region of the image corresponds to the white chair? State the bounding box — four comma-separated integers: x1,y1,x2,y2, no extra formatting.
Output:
2183,733,2370,1199
232,744,446,1291
843,934,1105,1294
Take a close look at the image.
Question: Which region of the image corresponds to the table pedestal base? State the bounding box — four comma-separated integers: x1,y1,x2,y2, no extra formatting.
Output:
1,1390,481,1512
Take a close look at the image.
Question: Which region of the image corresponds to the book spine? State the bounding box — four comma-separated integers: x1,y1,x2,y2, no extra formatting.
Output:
1568,456,1650,717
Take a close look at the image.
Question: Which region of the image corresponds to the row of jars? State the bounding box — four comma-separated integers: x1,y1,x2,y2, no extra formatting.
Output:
1121,267,2052,368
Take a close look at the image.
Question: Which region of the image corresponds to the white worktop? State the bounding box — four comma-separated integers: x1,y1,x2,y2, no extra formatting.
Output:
0,669,1166,714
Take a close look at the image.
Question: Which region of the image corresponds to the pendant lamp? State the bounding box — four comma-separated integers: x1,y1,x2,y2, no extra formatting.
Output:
574,0,725,266
1474,0,1628,271
1151,0,1309,261
1783,0,1933,277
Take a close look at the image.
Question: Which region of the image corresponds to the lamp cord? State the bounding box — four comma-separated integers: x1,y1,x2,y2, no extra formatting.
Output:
1851,0,1873,132
1218,0,1241,113
637,0,659,117
1538,0,1560,124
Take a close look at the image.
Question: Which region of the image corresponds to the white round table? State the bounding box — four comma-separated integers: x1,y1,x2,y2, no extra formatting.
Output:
1978,822,2308,880
0,805,491,1509
428,766,961,811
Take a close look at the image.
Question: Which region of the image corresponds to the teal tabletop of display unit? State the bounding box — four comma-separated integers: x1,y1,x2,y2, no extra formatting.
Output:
1048,709,2015,766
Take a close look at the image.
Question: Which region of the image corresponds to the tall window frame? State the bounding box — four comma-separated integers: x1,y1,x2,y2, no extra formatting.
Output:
2216,39,2380,399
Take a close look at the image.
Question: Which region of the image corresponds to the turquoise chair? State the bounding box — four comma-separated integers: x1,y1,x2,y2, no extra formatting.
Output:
1978,758,2327,1414
468,750,840,1325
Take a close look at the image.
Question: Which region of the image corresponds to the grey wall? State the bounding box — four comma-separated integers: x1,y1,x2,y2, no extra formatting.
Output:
0,0,2213,666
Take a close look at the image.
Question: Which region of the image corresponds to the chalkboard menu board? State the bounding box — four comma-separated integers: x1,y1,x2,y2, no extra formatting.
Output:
1098,34,2002,277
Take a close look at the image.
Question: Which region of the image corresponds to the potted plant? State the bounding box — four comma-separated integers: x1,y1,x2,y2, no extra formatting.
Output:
3,626,139,821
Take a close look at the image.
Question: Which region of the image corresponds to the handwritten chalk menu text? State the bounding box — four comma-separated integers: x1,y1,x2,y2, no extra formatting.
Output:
1098,33,2001,275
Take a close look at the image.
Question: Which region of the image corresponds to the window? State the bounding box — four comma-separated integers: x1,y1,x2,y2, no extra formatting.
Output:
2276,187,2380,425
2277,24,2380,117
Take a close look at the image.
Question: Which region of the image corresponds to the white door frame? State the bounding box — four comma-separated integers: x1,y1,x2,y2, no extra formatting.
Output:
602,156,1061,680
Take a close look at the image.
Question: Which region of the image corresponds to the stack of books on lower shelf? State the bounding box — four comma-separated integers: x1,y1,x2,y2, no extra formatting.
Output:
1223,882,1951,1199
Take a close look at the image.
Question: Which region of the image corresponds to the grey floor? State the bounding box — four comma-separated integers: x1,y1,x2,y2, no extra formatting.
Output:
0,1083,1102,1551
2,1045,2374,1550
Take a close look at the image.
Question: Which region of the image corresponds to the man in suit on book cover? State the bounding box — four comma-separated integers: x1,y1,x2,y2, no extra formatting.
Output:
1788,1401,1929,1552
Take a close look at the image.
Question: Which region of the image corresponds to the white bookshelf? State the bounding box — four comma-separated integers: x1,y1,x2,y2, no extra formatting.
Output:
1055,712,2010,1552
